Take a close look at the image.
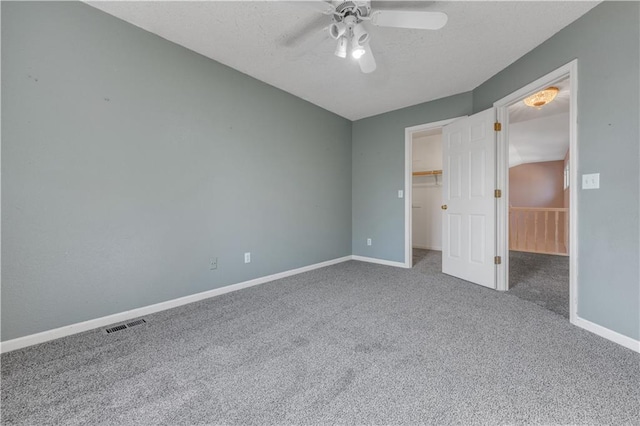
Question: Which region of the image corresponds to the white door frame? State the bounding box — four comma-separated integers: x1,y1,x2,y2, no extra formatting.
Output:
404,117,466,268
493,59,578,323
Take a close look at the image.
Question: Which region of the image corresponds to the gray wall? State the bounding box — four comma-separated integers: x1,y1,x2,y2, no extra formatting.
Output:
352,2,639,340
2,2,352,341
3,1,638,344
352,93,473,262
474,1,639,340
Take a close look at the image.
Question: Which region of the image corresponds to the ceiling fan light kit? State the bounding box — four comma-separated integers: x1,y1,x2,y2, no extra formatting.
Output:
329,21,347,39
523,87,560,109
352,22,370,46
305,0,448,74
351,43,366,59
335,35,348,58
358,41,376,73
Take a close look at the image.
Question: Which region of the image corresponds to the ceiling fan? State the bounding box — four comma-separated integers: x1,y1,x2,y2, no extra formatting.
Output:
294,1,448,74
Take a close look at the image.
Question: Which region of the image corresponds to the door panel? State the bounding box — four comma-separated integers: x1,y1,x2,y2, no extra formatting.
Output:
469,150,485,197
448,155,462,199
448,214,462,258
442,109,496,288
469,214,485,264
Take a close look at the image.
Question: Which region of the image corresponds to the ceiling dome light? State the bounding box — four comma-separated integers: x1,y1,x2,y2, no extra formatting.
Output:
334,36,348,58
523,87,560,109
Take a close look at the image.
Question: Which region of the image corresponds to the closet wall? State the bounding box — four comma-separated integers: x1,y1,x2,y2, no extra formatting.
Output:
412,133,443,250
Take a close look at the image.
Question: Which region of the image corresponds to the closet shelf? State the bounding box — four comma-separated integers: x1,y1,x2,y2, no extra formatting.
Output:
412,169,442,176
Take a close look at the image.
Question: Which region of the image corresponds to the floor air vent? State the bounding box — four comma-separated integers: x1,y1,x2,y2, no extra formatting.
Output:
126,319,146,328
105,319,146,334
105,324,128,334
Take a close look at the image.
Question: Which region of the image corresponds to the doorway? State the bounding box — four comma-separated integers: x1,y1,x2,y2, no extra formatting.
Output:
402,62,578,318
411,127,443,266
404,117,462,268
506,77,571,318
495,60,578,323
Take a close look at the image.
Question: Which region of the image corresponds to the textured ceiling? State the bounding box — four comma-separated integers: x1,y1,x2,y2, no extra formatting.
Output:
86,1,598,120
509,112,569,167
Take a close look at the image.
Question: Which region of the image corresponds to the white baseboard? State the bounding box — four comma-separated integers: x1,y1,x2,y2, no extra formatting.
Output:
351,255,410,269
412,245,442,251
0,256,352,354
8,256,634,355
572,316,640,353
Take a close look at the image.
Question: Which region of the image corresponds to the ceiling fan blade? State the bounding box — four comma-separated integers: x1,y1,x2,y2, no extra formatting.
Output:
359,43,377,74
371,1,435,10
279,14,328,48
370,10,448,30
296,0,336,15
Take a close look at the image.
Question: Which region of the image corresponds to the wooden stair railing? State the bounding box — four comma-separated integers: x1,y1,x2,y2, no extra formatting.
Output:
509,207,569,256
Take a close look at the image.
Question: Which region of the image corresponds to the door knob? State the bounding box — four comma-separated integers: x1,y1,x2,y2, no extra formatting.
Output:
441,205,448,210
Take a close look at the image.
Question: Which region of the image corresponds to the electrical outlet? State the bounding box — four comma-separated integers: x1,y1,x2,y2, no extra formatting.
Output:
244,252,251,263
210,257,218,270
367,238,372,246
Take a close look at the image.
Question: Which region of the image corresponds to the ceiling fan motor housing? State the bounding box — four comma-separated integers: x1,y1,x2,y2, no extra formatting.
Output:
333,1,371,22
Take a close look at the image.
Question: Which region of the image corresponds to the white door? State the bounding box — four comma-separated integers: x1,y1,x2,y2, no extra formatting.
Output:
442,109,496,288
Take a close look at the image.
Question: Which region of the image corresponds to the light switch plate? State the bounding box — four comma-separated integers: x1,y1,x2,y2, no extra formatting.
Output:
582,173,600,189
398,190,404,198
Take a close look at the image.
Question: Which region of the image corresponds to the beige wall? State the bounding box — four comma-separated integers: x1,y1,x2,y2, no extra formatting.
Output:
509,160,565,207
412,133,443,250
509,160,568,254
412,134,442,172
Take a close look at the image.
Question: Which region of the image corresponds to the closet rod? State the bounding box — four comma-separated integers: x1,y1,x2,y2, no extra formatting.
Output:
412,169,442,176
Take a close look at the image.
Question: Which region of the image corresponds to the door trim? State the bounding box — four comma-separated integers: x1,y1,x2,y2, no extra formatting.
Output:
493,59,578,323
404,117,466,268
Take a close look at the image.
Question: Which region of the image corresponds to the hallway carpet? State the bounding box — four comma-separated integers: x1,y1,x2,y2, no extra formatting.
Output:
412,247,430,266
508,251,570,319
2,252,638,425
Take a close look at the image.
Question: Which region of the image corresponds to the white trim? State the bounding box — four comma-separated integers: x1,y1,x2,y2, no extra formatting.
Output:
573,316,640,353
493,60,579,325
0,4,3,364
351,255,409,268
404,117,466,268
0,256,352,354
4,251,636,355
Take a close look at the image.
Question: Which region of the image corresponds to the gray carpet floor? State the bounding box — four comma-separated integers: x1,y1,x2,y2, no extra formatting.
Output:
2,251,639,425
508,251,570,319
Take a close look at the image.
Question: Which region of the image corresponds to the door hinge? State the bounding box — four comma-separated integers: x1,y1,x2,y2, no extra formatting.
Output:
494,122,502,131
494,256,502,265
494,189,502,198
